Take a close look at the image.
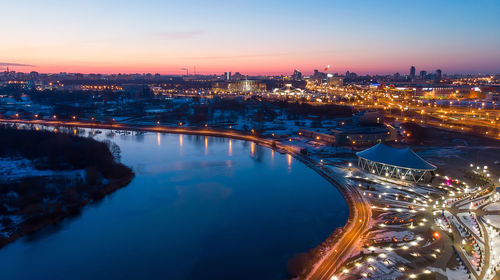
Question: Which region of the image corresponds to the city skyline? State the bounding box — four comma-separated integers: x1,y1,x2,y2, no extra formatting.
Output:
1,0,500,75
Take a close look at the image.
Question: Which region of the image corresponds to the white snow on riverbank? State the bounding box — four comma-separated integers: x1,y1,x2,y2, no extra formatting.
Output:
0,157,85,183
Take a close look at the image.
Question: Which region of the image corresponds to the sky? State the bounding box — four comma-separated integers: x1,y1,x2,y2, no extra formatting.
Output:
1,0,499,75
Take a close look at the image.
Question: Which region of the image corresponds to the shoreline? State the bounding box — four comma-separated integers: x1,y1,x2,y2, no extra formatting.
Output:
0,118,369,279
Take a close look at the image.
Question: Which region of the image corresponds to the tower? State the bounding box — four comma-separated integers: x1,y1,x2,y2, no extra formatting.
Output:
435,69,442,82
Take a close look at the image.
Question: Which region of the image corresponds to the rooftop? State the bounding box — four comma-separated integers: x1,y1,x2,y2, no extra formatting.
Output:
356,143,437,170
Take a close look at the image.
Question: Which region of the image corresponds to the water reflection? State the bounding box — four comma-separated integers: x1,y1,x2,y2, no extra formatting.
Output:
287,154,292,172
0,125,348,280
250,142,255,156
204,136,208,155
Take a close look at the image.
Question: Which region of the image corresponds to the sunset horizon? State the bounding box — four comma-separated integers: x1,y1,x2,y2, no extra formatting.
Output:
2,0,499,75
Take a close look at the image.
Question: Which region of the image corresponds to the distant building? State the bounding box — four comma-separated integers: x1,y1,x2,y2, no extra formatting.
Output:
410,66,416,79
292,69,303,81
298,128,337,144
414,86,477,99
330,124,397,146
213,80,266,93
297,112,396,146
298,124,396,146
419,70,427,79
435,69,442,82
327,75,344,87
353,111,384,125
312,69,326,81
232,72,245,80
272,84,304,97
224,72,231,81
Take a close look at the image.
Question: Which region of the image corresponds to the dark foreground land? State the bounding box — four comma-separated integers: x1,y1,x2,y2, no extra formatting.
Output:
0,125,134,247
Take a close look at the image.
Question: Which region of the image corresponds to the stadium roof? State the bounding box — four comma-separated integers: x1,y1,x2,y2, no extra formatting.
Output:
356,143,436,170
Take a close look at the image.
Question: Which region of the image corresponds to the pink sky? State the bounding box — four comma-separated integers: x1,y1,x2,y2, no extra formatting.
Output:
2,0,499,75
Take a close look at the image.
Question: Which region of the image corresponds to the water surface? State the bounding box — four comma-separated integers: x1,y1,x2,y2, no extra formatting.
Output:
0,128,348,280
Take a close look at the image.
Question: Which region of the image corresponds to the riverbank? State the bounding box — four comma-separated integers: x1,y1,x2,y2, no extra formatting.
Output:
0,125,134,248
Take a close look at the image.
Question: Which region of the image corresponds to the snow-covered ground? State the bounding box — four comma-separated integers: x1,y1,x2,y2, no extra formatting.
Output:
429,267,469,280
0,157,85,183
371,229,414,241
484,215,500,228
485,201,500,211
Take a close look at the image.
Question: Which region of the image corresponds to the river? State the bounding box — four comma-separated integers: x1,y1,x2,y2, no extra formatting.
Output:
0,127,348,280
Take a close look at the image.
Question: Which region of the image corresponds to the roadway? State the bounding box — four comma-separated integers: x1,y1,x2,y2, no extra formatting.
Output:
305,177,371,280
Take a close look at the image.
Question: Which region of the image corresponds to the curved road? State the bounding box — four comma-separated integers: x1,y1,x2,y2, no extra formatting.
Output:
306,179,371,280
1,118,372,280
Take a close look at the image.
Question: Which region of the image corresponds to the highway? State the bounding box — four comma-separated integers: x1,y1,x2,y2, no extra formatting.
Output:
305,175,371,280
1,118,371,280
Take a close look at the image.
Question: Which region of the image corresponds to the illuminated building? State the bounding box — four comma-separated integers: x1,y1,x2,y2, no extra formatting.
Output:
327,75,344,87
356,143,437,183
272,84,304,97
212,80,266,93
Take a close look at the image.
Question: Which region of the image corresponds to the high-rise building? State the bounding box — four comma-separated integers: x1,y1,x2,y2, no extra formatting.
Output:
435,69,442,82
419,70,427,79
292,69,303,80
224,72,231,81
410,66,416,79
232,72,244,80
312,69,326,81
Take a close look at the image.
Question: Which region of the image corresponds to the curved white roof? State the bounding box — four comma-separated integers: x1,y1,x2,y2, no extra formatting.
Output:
356,143,436,170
